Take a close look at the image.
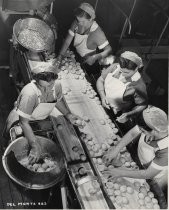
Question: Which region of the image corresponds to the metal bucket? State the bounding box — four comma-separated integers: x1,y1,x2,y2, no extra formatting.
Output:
2,136,65,190
13,18,55,52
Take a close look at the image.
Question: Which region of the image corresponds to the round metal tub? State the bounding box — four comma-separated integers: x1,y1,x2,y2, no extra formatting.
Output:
2,136,65,190
13,18,55,52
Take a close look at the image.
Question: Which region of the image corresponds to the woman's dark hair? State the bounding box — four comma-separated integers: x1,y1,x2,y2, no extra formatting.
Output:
75,8,91,20
118,57,138,71
32,72,58,82
137,113,152,131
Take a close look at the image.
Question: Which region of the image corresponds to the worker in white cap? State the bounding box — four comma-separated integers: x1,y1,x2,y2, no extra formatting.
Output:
103,106,168,203
57,2,112,70
97,51,148,123
4,62,82,164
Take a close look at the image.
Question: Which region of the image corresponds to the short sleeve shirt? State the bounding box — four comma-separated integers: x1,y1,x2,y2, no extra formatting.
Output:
68,20,109,50
137,126,168,171
101,64,148,108
16,80,63,119
151,148,168,170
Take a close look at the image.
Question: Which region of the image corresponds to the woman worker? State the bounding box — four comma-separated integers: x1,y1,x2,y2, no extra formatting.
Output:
5,63,81,164
103,106,168,207
96,51,148,123
57,2,112,72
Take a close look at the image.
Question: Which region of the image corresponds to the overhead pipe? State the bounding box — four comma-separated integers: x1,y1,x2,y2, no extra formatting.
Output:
143,0,169,72
146,0,169,56
143,16,169,72
118,0,137,46
50,2,54,14
108,0,132,47
94,0,99,11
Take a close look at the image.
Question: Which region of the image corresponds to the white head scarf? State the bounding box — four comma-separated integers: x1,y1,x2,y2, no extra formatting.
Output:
120,51,143,68
31,62,56,74
143,105,168,132
78,2,96,19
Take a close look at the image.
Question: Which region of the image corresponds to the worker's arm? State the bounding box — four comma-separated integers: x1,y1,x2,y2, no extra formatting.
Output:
96,64,118,109
117,105,147,123
87,44,112,65
58,33,74,61
117,81,148,123
55,96,71,116
95,44,112,61
57,21,77,62
104,165,161,180
149,137,168,151
103,125,141,163
19,116,41,164
84,27,112,65
96,76,109,109
55,96,82,126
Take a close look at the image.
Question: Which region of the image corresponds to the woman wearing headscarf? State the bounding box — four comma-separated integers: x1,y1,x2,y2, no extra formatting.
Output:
4,62,81,164
96,51,148,123
103,106,168,208
57,2,112,73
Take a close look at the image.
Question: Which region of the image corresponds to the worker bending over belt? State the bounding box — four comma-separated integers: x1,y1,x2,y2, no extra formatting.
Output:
103,106,168,207
4,63,81,164
57,2,112,75
97,51,148,123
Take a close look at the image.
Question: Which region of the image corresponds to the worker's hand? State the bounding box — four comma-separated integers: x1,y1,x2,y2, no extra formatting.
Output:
65,113,84,127
140,127,155,144
101,96,110,109
103,146,118,165
28,142,41,164
84,55,97,66
29,10,35,16
148,139,158,148
53,55,64,69
46,52,56,60
116,113,129,123
102,168,122,180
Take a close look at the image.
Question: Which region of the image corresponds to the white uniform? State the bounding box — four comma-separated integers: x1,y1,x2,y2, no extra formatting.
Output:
138,130,168,188
16,80,63,121
69,21,109,58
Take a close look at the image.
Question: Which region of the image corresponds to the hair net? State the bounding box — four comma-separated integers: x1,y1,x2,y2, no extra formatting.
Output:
31,62,56,74
78,2,95,19
121,51,143,68
143,105,168,132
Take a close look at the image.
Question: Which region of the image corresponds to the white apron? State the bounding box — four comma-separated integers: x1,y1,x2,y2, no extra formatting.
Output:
138,133,168,187
104,68,131,112
29,81,56,121
74,21,98,57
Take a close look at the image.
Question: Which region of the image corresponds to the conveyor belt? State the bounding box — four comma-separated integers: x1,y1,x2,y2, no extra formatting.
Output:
26,51,160,209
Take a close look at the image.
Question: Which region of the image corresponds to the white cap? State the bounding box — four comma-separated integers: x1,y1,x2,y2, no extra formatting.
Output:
121,51,143,68
31,62,55,74
78,2,95,19
143,106,168,132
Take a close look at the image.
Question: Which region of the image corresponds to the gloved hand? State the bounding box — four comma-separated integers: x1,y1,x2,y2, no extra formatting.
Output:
28,142,41,164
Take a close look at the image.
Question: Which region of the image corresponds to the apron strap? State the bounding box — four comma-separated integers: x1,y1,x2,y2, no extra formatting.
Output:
90,21,98,32
30,80,41,103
